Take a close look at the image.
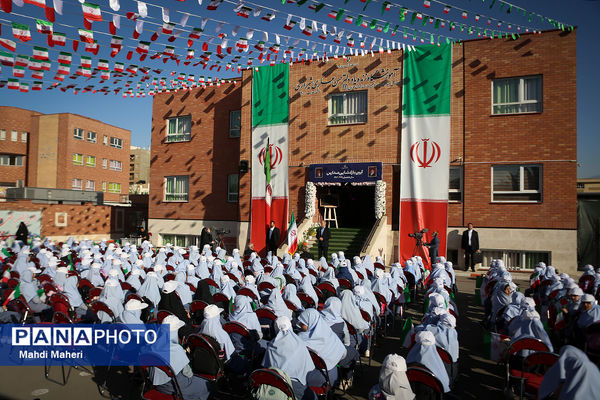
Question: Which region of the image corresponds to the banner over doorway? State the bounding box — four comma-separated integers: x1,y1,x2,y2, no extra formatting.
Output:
250,64,289,255
399,44,452,266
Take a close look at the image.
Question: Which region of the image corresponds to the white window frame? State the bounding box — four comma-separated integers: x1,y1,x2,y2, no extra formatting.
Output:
72,153,83,166
491,75,543,115
103,135,108,146
72,178,82,190
102,182,106,192
11,131,18,142
87,131,97,143
328,91,368,125
21,132,27,143
102,158,107,169
449,165,463,202
85,180,95,191
0,155,24,166
109,160,122,171
227,174,239,202
491,164,542,203
164,175,189,202
86,155,96,167
0,130,5,140
108,182,121,193
166,115,192,143
229,110,241,138
74,128,84,140
110,137,123,149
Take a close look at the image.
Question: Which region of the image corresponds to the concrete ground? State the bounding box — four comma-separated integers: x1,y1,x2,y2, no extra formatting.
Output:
0,270,530,400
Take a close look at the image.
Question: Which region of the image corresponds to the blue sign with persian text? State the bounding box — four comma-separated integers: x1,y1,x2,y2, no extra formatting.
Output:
309,162,382,183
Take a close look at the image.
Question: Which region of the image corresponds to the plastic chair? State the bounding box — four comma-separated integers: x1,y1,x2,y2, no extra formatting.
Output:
338,278,352,290
204,278,219,289
37,274,53,284
509,351,558,400
157,310,174,323
89,300,116,323
406,365,444,399
316,282,336,298
258,282,276,292
256,308,278,341
120,281,133,291
139,353,184,400
297,292,316,309
126,293,144,303
505,338,550,395
237,287,258,301
307,349,332,396
249,369,296,400
6,298,33,323
49,293,72,317
374,262,385,270
89,287,103,299
185,334,224,382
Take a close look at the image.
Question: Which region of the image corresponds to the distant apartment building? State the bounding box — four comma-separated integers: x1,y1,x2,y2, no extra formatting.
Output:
0,106,130,204
129,146,150,194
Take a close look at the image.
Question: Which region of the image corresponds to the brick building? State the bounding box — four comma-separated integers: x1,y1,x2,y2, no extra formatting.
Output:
130,146,150,194
0,106,130,204
149,30,578,272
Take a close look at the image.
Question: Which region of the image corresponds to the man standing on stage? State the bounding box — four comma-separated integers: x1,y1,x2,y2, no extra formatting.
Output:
461,222,480,272
266,220,281,254
316,220,330,259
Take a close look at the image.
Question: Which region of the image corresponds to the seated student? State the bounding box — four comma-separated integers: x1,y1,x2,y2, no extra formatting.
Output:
229,295,263,340
406,331,450,393
262,316,317,400
578,294,600,329
320,297,351,345
152,315,211,399
297,308,353,389
265,289,292,319
497,292,525,333
538,345,600,399
368,354,415,400
18,265,53,320
417,313,459,382
509,307,553,353
120,298,148,324
159,280,191,324
96,278,125,323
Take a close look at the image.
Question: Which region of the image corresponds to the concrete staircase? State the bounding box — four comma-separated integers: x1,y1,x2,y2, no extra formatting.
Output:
309,227,371,259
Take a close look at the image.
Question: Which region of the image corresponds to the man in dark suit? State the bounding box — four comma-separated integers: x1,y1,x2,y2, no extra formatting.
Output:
266,220,281,254
316,220,331,259
426,231,440,267
461,222,480,272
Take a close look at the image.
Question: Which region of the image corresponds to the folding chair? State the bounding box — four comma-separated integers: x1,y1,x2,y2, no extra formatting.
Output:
237,287,258,301
406,365,444,400
307,349,332,397
338,278,352,291
6,298,34,324
139,353,184,400
436,346,455,387
157,310,175,323
126,293,144,303
509,351,558,400
89,300,117,323
204,278,219,289
317,282,336,301
249,368,296,400
190,300,208,325
360,309,374,365
579,275,596,294
257,282,276,292
504,337,550,395
256,308,278,341
185,334,224,382
297,292,316,309
584,322,600,363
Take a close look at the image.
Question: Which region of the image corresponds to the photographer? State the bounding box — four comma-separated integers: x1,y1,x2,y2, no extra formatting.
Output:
425,231,440,267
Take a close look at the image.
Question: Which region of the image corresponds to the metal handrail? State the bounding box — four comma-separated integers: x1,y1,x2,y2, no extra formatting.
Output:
361,217,384,254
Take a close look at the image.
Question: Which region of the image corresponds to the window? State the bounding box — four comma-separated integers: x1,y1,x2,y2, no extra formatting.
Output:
0,130,5,140
492,165,542,202
110,137,122,149
481,249,550,270
229,110,241,138
577,182,585,189
85,180,95,191
87,131,97,143
102,158,107,169
164,176,189,202
72,153,83,166
449,166,462,202
108,182,121,193
102,182,106,192
492,75,542,115
109,160,122,171
0,154,24,166
328,91,367,125
166,115,191,142
86,155,96,167
227,174,239,202
72,178,82,190
161,234,203,248
11,131,17,141
74,128,84,140
21,132,27,142
103,135,108,146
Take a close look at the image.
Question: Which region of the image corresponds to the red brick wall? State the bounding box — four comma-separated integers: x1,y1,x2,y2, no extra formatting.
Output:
149,84,243,221
0,106,39,187
0,200,118,237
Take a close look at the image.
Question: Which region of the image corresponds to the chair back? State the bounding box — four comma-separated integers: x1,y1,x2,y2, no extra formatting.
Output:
407,366,444,396
249,369,296,400
90,300,115,322
238,287,258,301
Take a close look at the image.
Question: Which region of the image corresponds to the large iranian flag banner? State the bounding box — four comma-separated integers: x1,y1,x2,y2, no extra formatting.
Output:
251,63,289,255
399,44,452,266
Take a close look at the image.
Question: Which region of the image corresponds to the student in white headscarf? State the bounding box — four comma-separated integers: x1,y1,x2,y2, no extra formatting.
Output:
368,354,415,400
406,331,450,393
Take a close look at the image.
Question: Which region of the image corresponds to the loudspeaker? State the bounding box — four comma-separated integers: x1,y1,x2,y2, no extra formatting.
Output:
239,160,249,174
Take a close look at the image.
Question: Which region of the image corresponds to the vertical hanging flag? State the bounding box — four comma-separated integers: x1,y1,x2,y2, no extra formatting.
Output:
399,44,451,267
287,211,298,255
251,63,289,255
81,2,102,21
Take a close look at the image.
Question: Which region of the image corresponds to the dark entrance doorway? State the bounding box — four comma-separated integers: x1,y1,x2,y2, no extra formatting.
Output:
317,184,375,228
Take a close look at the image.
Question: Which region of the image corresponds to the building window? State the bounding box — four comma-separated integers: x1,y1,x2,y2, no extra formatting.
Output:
0,154,24,166
109,160,122,171
103,135,108,146
492,164,542,202
74,128,84,140
102,182,106,192
85,180,95,191
110,137,123,149
481,249,550,270
86,155,96,167
229,110,241,138
449,166,462,202
108,182,121,193
577,182,585,189
164,176,189,202
492,75,542,115
21,132,27,143
72,153,83,166
87,131,97,143
166,115,192,142
0,130,5,140
11,131,18,141
72,178,82,190
161,234,202,248
227,174,239,202
102,158,107,169
328,91,367,125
